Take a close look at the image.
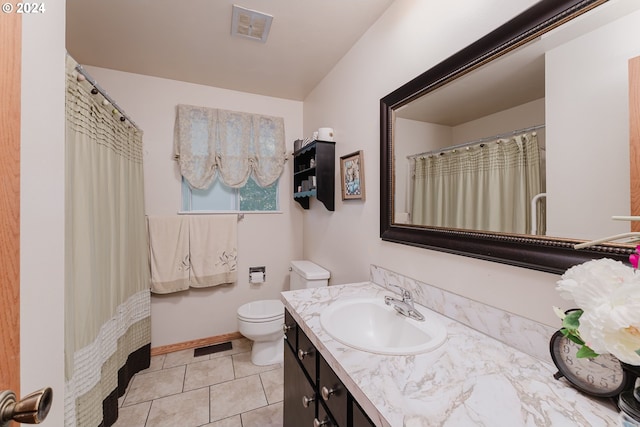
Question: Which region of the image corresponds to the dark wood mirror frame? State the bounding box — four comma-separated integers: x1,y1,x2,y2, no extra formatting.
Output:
380,0,632,274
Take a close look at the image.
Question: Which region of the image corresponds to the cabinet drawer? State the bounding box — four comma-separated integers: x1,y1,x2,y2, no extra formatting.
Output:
283,309,297,352
319,356,347,427
297,328,317,385
352,397,376,427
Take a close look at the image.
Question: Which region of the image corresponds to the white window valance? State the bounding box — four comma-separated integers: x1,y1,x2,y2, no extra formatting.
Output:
173,104,286,189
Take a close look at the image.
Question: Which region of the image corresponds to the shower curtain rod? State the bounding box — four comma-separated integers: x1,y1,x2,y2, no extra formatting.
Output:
74,63,140,130
407,124,545,159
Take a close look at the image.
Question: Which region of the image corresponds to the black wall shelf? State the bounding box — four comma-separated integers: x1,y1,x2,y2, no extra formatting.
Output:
292,140,335,211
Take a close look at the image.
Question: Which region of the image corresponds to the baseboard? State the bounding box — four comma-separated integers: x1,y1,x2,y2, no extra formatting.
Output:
151,331,244,356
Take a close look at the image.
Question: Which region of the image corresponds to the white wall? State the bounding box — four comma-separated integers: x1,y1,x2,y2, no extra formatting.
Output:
451,98,545,145
546,9,640,240
301,0,575,327
84,67,304,347
21,5,66,426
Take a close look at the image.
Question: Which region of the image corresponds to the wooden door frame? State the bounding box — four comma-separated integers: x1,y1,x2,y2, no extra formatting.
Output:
0,12,22,400
630,55,640,231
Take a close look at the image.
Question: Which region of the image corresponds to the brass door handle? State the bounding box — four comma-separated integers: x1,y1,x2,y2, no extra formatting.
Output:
0,387,52,426
282,323,294,333
313,416,333,427
321,385,338,401
301,394,315,408
298,348,313,360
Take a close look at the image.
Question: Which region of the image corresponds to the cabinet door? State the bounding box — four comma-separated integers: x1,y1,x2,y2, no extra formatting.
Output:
297,329,318,385
319,356,348,427
284,345,316,427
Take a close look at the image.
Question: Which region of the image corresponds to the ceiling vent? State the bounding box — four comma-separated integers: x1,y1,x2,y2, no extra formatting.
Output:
231,5,273,43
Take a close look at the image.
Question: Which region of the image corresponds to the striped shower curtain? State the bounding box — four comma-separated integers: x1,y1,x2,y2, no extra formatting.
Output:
64,55,151,427
411,132,544,234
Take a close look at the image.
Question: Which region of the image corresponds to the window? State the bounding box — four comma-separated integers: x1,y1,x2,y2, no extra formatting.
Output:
174,105,286,213
182,176,279,212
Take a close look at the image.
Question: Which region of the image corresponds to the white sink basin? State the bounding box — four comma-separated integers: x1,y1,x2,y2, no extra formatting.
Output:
319,296,447,355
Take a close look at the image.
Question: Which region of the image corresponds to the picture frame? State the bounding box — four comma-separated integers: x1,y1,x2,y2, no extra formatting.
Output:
340,150,365,200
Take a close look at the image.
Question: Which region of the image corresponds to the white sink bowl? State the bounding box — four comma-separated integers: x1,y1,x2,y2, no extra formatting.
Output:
319,297,447,355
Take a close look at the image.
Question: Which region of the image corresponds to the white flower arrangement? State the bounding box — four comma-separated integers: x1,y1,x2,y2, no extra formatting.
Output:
555,255,640,365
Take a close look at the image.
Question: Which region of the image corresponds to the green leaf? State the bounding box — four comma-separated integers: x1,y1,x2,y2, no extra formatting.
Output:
576,345,599,359
562,310,583,330
560,328,585,346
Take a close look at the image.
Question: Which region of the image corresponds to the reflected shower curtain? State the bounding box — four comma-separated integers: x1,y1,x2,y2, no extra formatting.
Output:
411,132,544,234
65,56,151,427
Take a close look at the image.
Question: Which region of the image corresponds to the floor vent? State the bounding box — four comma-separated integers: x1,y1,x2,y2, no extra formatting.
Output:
194,341,233,357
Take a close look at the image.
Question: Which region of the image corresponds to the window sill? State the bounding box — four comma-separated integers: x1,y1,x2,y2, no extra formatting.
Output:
177,210,283,215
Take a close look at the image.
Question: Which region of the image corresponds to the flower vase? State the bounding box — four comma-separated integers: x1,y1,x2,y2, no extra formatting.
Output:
619,364,640,426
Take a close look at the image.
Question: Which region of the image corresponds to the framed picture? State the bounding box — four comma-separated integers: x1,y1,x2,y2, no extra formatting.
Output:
340,150,365,200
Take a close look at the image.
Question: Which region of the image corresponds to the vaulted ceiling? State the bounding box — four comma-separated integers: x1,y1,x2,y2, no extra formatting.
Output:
66,0,396,101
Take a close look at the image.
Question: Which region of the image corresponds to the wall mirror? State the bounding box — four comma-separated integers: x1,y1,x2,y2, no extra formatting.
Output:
380,0,640,273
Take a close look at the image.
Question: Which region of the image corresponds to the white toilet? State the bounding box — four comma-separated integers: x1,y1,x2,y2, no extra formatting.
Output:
237,260,330,366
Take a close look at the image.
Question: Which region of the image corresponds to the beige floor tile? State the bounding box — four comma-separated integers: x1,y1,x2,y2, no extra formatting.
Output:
163,348,210,368
241,402,284,427
260,367,284,404
111,401,151,427
184,355,235,391
232,351,281,378
209,375,267,422
146,387,210,427
203,415,243,427
147,354,167,372
123,365,186,405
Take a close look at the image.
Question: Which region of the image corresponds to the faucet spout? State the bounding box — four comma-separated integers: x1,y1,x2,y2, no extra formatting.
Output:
384,286,425,321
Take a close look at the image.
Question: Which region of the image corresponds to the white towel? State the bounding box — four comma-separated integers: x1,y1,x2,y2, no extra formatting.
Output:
147,216,190,294
188,215,238,288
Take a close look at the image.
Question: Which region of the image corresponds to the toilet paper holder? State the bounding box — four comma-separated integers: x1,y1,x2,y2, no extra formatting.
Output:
249,266,266,283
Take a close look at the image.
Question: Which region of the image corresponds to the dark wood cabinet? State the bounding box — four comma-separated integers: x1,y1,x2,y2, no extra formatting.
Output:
283,309,377,427
293,140,335,211
283,344,317,426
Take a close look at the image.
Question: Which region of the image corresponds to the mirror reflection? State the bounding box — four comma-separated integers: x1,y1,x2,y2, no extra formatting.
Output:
392,0,640,242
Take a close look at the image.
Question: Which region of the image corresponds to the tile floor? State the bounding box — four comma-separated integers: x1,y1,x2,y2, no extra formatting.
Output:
113,338,284,427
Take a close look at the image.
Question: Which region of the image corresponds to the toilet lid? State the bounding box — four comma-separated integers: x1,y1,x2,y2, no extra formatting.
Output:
238,299,284,322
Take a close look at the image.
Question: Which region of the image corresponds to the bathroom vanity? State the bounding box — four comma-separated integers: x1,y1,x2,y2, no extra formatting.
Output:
281,281,619,427
283,309,375,427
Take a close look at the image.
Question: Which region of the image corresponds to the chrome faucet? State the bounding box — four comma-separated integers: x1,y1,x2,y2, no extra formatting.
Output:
384,284,425,321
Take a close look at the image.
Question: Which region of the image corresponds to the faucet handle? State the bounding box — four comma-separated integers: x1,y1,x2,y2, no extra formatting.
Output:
387,283,412,300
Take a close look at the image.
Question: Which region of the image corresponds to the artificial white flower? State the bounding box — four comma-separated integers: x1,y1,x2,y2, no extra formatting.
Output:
556,258,640,365
556,258,639,310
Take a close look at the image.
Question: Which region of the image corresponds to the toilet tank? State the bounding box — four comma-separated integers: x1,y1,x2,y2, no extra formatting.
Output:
290,260,330,290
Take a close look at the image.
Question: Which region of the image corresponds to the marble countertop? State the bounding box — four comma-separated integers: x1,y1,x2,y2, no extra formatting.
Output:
281,282,619,427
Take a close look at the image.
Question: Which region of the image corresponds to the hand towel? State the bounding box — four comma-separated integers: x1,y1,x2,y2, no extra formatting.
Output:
147,216,190,294
188,215,237,287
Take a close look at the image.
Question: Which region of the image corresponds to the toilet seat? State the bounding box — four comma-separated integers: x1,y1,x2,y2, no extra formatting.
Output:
237,299,284,323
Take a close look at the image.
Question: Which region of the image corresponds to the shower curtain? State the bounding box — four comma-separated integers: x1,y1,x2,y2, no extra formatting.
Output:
64,55,151,427
411,132,544,234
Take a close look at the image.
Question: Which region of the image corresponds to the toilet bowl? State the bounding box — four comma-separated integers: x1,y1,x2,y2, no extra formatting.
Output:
237,299,284,366
237,260,330,366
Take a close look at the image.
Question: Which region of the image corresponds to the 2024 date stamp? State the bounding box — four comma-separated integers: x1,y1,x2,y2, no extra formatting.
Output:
2,3,46,13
